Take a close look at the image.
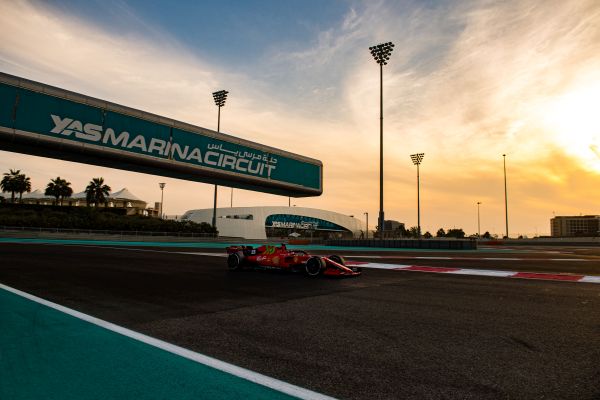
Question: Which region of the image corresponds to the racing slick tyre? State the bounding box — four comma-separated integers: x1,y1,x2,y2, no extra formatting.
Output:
305,256,325,277
227,252,245,271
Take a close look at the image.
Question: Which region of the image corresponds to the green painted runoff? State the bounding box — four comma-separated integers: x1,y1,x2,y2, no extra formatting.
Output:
0,287,300,400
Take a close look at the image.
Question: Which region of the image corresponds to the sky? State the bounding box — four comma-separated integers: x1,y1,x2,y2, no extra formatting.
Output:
1,0,599,237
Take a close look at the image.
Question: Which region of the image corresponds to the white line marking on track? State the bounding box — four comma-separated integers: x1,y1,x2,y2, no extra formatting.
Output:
0,283,337,400
177,252,227,257
446,269,515,277
340,255,382,258
580,276,600,284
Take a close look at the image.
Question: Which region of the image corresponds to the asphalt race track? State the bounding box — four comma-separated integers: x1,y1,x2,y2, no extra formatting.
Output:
1,241,600,399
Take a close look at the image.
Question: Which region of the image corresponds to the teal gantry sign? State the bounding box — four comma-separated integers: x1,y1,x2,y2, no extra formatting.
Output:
0,72,322,197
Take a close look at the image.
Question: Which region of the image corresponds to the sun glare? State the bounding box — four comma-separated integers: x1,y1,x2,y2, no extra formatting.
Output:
539,83,600,172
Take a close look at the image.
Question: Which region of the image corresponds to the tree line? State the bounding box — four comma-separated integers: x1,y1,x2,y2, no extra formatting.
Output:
0,204,216,234
1,169,115,207
379,225,494,239
1,169,216,234
0,169,31,203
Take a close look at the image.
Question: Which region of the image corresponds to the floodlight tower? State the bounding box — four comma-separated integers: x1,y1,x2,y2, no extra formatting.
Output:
158,182,166,219
369,41,395,240
212,90,228,229
503,154,509,239
410,153,425,238
477,201,481,238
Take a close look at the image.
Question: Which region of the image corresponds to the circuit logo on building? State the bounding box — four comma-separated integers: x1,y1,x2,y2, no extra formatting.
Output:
49,114,277,178
271,221,319,230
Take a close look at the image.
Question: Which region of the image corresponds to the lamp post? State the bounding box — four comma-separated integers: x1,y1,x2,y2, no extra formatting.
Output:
477,201,481,238
369,41,395,240
410,153,425,238
364,212,369,239
211,90,228,229
503,154,509,239
158,182,165,219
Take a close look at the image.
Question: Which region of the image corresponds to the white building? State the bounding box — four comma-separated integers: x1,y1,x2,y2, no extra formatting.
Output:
17,187,150,215
181,206,363,240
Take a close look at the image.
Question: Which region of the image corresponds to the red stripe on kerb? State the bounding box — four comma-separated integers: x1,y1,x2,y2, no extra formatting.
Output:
400,266,461,273
511,272,584,281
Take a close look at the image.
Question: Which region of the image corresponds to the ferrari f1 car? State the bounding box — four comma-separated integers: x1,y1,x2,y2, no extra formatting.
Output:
225,244,361,277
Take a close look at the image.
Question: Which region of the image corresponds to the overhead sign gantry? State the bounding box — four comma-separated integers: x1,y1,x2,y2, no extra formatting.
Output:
0,72,322,197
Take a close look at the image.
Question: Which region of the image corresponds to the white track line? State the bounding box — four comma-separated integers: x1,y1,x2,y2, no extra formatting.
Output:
446,269,515,277
178,251,227,257
580,276,600,284
0,283,336,400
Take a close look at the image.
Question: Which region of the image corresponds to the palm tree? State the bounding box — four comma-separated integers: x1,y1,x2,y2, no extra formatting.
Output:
1,169,21,203
15,173,32,203
45,177,73,206
85,177,111,207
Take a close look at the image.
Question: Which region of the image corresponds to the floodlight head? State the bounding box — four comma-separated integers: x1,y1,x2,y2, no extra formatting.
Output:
369,41,395,65
212,90,229,107
410,153,425,165
159,182,166,189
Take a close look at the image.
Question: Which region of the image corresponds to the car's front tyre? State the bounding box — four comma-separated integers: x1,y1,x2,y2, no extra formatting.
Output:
305,256,325,277
227,252,244,271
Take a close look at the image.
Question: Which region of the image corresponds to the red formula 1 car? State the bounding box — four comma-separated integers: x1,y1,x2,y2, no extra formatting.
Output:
225,244,361,277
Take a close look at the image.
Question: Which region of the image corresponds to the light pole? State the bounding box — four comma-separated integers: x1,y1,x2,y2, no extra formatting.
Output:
364,212,369,239
212,90,228,229
477,201,481,238
410,153,425,238
158,182,166,219
503,154,509,239
369,41,395,240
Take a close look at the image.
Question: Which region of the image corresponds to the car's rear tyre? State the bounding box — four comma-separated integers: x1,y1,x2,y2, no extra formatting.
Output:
227,252,244,271
305,256,325,277
328,255,346,266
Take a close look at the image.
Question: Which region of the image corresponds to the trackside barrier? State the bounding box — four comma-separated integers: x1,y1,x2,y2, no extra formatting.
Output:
325,239,477,250
0,226,220,242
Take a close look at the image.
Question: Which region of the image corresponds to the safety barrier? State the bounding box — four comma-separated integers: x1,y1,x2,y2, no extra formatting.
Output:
325,238,477,250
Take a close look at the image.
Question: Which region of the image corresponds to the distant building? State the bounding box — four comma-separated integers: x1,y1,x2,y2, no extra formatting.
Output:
384,220,405,232
16,187,152,216
182,206,362,240
550,215,600,237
